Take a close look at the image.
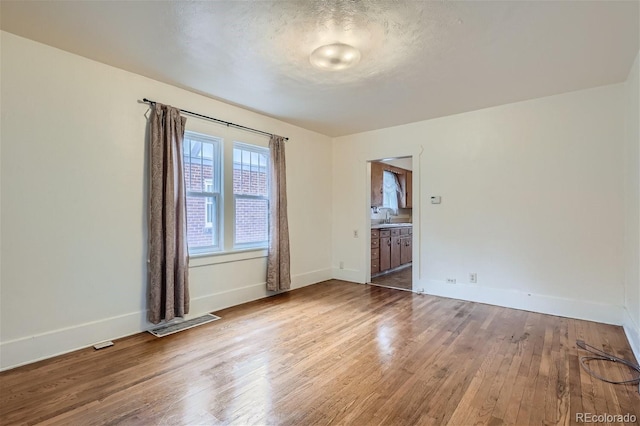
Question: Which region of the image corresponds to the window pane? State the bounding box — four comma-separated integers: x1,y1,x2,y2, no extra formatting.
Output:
235,198,268,245
202,142,213,160
184,137,218,193
183,131,222,254
258,153,268,196
233,147,242,193
189,161,201,193
186,195,217,249
233,147,268,197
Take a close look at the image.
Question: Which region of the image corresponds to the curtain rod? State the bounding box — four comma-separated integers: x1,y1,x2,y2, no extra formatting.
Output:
142,98,288,141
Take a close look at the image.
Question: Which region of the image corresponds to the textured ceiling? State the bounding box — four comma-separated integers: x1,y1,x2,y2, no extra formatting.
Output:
1,1,638,137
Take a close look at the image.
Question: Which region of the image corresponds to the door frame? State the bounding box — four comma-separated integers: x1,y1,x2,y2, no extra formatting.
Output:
365,152,421,291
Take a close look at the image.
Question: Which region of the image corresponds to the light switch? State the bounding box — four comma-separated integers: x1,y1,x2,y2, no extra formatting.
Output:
431,196,442,204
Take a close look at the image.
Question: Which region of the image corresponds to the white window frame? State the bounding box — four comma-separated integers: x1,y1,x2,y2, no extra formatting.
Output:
204,179,214,228
184,131,222,255
232,142,270,249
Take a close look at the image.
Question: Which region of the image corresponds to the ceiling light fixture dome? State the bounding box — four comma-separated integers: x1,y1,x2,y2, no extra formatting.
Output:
310,43,361,71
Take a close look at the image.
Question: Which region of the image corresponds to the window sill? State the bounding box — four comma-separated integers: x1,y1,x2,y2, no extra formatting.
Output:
188,247,268,268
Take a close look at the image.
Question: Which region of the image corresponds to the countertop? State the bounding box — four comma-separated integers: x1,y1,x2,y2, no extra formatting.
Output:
371,223,413,229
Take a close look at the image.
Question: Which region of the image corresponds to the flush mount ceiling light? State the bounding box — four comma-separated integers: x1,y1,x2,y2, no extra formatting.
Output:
309,43,361,71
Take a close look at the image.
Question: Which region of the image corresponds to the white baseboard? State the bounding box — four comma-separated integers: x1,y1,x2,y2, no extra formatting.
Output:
0,310,148,372
421,279,624,326
188,282,270,317
0,269,331,372
189,268,332,315
622,307,640,362
331,268,364,283
292,268,332,288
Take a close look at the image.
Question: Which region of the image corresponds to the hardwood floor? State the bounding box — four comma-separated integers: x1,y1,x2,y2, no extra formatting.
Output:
1,280,638,425
371,265,412,290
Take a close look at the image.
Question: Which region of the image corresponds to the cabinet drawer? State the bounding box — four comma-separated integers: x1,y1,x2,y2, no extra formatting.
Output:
371,247,380,260
371,239,380,249
409,227,412,234
371,262,380,275
371,229,380,239
400,227,410,235
380,229,391,238
391,228,401,237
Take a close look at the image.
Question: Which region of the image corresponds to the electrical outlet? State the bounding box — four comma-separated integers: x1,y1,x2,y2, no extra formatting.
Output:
353,230,359,238
339,261,344,270
446,278,456,284
469,273,477,283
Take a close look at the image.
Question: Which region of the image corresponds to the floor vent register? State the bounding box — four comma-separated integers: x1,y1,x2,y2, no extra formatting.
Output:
148,313,221,337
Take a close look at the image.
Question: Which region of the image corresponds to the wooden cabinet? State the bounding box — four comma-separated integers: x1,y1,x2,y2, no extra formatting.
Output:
405,171,412,208
400,236,412,264
379,230,391,271
398,170,412,208
371,162,383,207
390,228,401,269
371,229,380,275
372,226,412,277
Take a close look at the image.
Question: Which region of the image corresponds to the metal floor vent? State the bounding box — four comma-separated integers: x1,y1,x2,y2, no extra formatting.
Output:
148,314,221,337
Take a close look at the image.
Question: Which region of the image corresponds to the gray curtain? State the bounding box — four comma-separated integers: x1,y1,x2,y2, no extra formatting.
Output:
266,135,291,291
148,103,189,324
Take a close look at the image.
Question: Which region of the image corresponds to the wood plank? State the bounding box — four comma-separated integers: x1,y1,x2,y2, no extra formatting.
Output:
1,280,638,425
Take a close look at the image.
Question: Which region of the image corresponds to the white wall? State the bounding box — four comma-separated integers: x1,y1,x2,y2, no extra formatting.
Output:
0,32,333,370
333,84,626,325
624,50,640,359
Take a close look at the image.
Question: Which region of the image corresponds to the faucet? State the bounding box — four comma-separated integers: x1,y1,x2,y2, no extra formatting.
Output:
379,207,392,224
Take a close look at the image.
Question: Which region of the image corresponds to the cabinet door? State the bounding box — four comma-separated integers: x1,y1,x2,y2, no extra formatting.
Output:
405,171,412,208
400,236,412,265
391,236,401,269
380,237,391,271
397,170,412,209
371,162,383,207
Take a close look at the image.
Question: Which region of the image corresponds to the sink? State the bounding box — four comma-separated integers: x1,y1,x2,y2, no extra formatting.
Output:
371,223,412,229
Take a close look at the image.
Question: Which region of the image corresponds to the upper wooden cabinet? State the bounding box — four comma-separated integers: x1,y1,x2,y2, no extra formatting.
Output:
397,171,413,209
371,162,384,207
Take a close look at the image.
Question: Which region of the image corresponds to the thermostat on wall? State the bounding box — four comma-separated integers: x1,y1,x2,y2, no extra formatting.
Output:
431,196,442,204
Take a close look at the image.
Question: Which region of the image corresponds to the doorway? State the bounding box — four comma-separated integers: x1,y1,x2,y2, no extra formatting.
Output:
368,156,413,291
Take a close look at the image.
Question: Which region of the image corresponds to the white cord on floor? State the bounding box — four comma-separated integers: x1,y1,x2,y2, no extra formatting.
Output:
576,339,640,394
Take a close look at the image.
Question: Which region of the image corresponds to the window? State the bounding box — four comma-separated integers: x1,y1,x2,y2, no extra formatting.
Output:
233,143,269,248
182,130,270,256
184,132,221,253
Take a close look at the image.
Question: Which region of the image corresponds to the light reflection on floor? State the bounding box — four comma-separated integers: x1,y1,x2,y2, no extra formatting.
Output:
376,323,396,363
229,356,273,424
